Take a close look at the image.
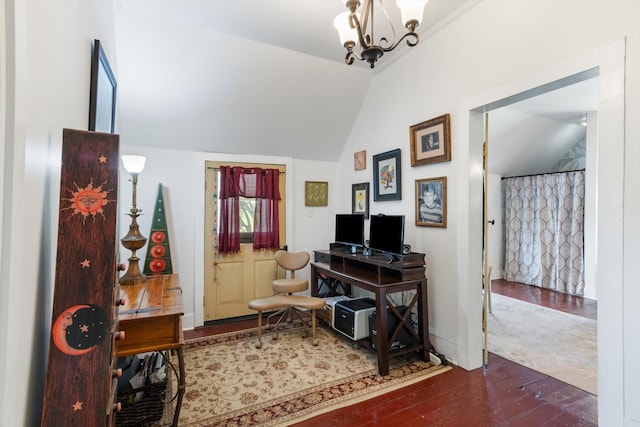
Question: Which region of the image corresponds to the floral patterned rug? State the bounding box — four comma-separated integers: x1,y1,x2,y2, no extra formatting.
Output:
178,325,451,426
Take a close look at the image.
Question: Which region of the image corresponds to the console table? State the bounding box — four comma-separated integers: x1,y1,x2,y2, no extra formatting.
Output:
117,273,185,426
311,249,430,376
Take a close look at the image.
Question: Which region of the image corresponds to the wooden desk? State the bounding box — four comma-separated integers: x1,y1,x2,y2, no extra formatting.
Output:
311,250,430,376
118,274,185,427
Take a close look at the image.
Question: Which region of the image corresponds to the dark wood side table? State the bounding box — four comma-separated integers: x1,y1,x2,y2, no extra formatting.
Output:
117,274,185,427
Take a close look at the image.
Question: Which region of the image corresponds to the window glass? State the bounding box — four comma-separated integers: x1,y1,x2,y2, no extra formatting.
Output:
238,197,255,243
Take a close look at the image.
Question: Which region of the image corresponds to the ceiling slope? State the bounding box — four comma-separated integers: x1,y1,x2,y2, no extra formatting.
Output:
114,0,472,160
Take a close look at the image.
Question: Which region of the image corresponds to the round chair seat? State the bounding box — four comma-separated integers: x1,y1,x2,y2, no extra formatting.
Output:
272,278,308,294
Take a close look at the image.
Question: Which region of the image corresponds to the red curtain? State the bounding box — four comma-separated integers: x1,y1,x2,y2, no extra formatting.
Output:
218,166,281,253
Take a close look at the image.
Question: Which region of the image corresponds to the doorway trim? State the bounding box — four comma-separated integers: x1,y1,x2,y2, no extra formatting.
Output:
457,39,625,424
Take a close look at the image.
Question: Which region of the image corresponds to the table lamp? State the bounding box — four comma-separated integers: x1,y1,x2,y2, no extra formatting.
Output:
119,155,148,285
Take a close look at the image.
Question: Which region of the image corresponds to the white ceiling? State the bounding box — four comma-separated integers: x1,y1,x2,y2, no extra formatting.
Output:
112,0,598,173
113,0,472,161
489,77,599,176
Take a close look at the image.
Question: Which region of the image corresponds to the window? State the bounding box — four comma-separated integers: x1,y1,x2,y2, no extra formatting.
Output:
238,197,256,243
206,161,286,254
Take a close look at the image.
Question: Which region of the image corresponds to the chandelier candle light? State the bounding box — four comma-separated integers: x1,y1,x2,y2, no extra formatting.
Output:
119,155,148,285
333,0,428,68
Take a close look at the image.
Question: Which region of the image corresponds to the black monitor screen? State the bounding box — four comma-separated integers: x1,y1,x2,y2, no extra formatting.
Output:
368,215,404,256
335,214,365,248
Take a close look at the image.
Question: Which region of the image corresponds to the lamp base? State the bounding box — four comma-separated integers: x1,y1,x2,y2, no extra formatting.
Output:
119,256,147,285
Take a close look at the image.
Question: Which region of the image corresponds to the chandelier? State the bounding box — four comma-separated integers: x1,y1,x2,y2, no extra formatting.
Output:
333,0,428,68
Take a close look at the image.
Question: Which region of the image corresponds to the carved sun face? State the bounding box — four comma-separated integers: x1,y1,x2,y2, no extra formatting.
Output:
62,179,114,221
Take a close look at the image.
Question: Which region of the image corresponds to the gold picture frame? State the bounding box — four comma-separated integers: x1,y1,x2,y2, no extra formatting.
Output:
410,114,451,167
354,150,366,171
305,181,328,206
415,176,447,227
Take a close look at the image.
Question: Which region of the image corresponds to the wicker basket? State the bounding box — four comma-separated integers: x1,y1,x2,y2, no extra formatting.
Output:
317,304,333,326
116,378,168,427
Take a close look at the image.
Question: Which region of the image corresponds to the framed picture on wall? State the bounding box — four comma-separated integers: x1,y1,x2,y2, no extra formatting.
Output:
354,150,366,171
410,114,451,167
373,149,402,201
305,181,328,206
88,39,117,134
352,182,369,219
415,176,447,227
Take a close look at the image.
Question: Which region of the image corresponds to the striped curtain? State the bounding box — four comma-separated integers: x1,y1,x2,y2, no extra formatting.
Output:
503,170,585,295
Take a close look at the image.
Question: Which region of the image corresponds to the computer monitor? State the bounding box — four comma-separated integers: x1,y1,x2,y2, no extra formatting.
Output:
335,214,365,253
368,214,404,258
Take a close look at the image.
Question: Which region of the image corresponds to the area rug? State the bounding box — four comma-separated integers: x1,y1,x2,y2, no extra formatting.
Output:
488,293,597,395
178,325,451,426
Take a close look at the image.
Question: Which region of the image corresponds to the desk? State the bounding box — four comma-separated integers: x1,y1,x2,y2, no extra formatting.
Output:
311,250,430,376
118,274,185,426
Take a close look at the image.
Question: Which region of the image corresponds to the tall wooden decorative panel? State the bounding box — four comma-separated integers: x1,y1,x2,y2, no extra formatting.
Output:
143,183,173,275
42,129,121,426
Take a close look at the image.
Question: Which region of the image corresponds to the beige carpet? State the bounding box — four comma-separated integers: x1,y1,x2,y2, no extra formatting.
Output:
488,293,597,395
178,324,451,426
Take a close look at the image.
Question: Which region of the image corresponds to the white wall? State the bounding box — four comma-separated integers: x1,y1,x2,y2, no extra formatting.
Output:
335,1,639,425
0,1,118,426
119,145,339,329
4,1,640,426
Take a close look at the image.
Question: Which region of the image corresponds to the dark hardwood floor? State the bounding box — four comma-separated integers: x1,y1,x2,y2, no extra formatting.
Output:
185,279,598,426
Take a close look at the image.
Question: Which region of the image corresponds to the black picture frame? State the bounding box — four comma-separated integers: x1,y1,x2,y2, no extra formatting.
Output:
89,39,117,134
372,149,402,201
352,182,370,219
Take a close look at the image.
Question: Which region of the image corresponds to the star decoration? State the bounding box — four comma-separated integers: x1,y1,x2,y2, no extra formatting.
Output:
80,259,90,268
80,324,89,333
98,155,107,163
72,401,83,411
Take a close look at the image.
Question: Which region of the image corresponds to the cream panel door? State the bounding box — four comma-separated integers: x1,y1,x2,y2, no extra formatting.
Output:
206,245,277,320
203,161,286,321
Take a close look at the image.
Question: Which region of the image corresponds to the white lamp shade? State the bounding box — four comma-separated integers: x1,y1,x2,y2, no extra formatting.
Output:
333,11,360,46
122,155,146,174
396,0,428,26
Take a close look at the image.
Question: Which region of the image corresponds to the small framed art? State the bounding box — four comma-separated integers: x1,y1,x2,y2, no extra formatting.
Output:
415,176,447,227
352,182,369,219
372,149,402,201
354,150,366,171
410,114,451,167
305,181,328,206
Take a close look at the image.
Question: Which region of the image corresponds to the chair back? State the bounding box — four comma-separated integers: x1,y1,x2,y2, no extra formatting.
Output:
275,250,310,279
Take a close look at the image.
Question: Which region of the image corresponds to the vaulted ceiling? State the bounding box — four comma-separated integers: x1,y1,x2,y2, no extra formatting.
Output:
113,0,598,174
113,0,472,161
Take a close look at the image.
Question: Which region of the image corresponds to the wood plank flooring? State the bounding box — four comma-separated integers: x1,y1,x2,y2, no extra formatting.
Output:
185,279,598,426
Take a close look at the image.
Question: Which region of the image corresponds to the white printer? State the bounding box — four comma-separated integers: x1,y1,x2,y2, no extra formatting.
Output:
333,297,376,340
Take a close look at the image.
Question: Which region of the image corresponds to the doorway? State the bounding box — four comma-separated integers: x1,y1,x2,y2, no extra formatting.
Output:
481,71,599,392
203,161,286,321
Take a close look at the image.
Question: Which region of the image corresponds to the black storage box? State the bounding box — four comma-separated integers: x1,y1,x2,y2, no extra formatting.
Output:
369,306,413,351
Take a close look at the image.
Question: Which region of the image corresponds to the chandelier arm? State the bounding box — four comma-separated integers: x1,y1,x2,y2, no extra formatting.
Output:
349,12,370,49
345,51,356,65
379,31,420,52
360,0,372,37
377,0,396,49
344,41,364,65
